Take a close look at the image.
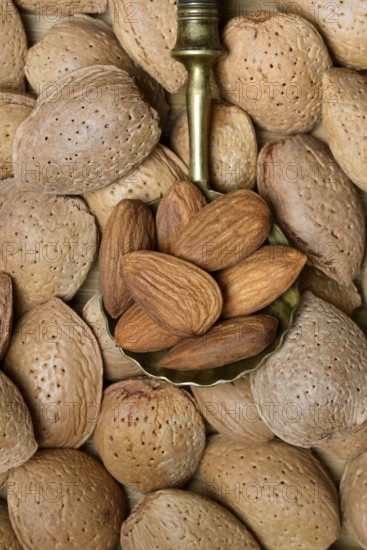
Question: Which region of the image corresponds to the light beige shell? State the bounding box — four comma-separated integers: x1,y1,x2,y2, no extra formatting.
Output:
0,0,27,90
216,12,331,133
84,143,188,231
25,15,167,122
276,0,367,70
3,297,103,448
110,0,187,93
14,0,107,14
7,449,127,550
322,69,367,193
121,489,260,550
170,101,257,193
191,376,274,443
257,134,365,284
340,449,367,548
0,370,37,473
299,266,361,316
82,293,141,381
315,428,367,462
94,378,206,492
0,91,35,179
0,500,22,550
200,434,340,550
0,193,97,315
0,273,13,360
251,291,367,448
13,65,161,194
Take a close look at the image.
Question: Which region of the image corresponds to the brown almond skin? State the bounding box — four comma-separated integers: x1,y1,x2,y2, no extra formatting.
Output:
0,273,13,360
161,315,278,371
121,489,260,550
0,370,37,473
0,500,22,550
115,303,182,352
217,245,306,318
123,251,223,337
156,180,207,254
340,450,367,548
82,293,141,381
99,199,156,318
8,449,127,550
94,378,206,492
200,435,340,550
251,291,367,448
191,376,274,443
257,134,365,284
171,190,272,271
15,0,106,14
3,297,103,449
0,0,26,90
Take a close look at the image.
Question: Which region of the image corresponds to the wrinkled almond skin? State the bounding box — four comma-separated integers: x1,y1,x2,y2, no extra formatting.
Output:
0,500,22,550
3,297,103,448
191,376,274,443
82,293,141,381
217,246,306,318
13,65,160,194
170,101,257,193
84,143,188,232
0,0,26,90
257,134,365,284
315,428,367,462
172,190,272,271
15,0,106,14
322,69,367,193
251,291,367,448
0,193,98,315
216,12,331,133
94,378,206,492
200,435,340,550
0,370,37,473
161,315,278,371
123,251,223,337
8,449,127,550
99,199,156,318
276,0,367,70
121,489,260,550
115,303,182,352
0,273,13,360
25,15,168,122
156,180,207,254
110,0,187,93
340,450,367,548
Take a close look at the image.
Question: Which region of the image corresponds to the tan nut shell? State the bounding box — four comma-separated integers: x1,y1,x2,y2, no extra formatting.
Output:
200,434,340,550
170,101,257,193
82,294,141,381
322,69,367,193
3,297,103,448
84,143,188,232
0,370,37,473
0,0,27,91
0,500,22,550
121,489,260,550
110,0,187,93
8,449,127,550
0,193,97,315
251,291,367,448
0,273,13,360
216,12,331,133
276,0,367,70
340,449,367,548
192,376,274,443
258,134,365,284
25,15,167,122
315,428,367,462
0,92,35,179
94,378,206,492
14,65,160,194
14,0,106,14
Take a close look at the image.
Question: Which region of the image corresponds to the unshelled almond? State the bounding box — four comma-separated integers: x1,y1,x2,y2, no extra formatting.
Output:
161,315,278,370
122,251,223,337
171,190,272,271
99,199,156,318
217,245,307,318
156,180,207,254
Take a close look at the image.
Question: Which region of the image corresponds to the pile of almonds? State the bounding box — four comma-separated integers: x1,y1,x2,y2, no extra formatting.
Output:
0,0,367,549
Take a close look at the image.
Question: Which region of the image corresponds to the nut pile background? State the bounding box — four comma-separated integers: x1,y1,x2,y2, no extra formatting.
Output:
0,0,367,549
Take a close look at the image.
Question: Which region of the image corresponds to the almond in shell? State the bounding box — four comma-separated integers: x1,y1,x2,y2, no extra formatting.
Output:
340,449,367,548
0,500,22,550
14,0,107,14
0,273,13,360
0,0,27,90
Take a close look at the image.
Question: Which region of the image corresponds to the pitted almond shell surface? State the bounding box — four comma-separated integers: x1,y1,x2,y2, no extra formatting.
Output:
0,0,27,90
14,0,107,14
0,272,13,360
340,449,367,549
0,500,22,550
315,428,367,462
